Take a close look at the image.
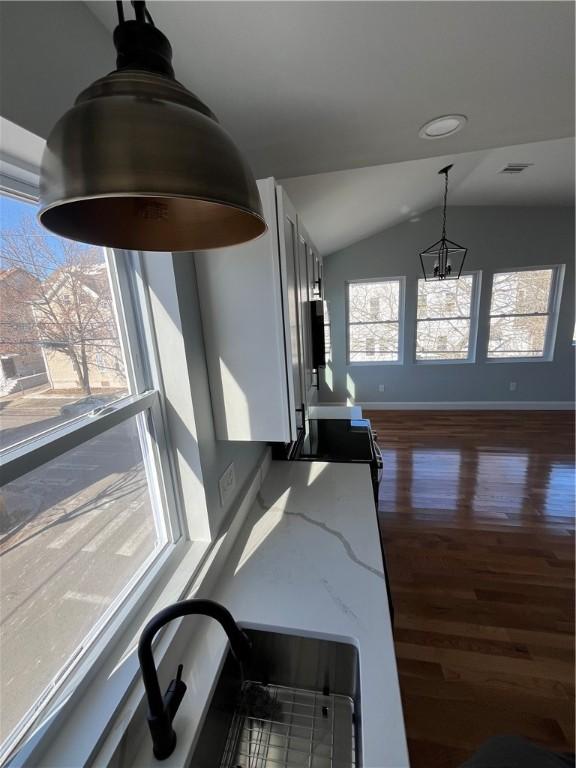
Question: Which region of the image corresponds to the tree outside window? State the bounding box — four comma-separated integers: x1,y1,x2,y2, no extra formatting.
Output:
1,209,127,399
487,269,556,358
416,275,477,361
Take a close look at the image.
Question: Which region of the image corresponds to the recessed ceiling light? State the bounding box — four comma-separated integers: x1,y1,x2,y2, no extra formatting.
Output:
419,115,467,140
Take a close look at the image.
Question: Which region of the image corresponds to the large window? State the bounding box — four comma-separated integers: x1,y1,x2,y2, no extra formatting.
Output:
347,278,403,363
416,274,479,361
487,267,562,359
0,189,177,754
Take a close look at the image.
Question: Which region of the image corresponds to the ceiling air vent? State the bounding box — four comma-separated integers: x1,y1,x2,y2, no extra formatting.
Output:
499,163,533,174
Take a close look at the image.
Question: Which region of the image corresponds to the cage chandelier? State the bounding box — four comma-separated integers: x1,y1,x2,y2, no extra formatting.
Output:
419,164,467,281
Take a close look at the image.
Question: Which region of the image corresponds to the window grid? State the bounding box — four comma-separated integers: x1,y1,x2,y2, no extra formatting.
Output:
415,274,478,362
347,278,403,364
487,267,558,359
0,182,179,757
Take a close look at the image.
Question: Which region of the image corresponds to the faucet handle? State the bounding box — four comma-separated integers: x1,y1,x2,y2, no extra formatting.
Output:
164,664,187,723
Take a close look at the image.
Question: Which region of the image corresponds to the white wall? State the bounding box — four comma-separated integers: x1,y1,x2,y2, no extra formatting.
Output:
321,206,575,407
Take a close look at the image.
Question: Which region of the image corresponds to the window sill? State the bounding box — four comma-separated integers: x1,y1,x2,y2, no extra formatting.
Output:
347,360,403,367
414,358,475,365
485,356,553,364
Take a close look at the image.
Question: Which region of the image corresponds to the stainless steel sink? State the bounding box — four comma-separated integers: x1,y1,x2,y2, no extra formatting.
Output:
189,628,361,768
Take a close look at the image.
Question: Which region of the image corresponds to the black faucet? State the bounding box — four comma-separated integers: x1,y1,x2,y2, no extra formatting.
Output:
137,598,252,760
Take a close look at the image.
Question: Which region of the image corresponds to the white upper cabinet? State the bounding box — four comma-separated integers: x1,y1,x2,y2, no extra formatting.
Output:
195,178,319,442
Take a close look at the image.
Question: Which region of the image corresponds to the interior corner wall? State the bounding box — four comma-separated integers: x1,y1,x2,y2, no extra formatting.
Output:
320,206,575,407
172,254,267,536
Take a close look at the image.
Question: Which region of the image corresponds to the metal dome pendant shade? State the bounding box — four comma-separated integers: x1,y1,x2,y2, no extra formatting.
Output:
39,1,266,252
419,164,467,281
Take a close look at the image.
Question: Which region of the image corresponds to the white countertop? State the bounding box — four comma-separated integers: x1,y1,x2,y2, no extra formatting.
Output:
126,460,408,768
213,460,408,768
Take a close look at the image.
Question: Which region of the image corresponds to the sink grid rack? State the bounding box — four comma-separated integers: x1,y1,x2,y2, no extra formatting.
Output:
220,681,356,768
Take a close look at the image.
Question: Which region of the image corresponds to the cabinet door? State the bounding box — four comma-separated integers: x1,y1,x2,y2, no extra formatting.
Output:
314,251,324,300
297,230,314,403
277,187,305,438
307,242,315,301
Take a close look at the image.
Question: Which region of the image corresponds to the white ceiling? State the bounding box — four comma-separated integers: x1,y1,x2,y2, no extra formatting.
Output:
282,137,575,254
85,1,574,254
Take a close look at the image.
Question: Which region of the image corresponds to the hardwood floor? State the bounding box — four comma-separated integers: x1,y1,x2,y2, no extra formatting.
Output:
368,410,575,768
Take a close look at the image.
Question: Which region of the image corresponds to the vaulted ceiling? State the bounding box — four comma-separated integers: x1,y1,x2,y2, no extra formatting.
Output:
282,138,575,255
86,1,575,253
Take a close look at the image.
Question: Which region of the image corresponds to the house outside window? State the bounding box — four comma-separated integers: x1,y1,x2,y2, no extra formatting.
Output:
415,273,480,362
487,267,564,359
347,278,404,363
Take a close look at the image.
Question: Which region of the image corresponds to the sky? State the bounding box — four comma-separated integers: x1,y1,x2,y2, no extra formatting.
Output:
0,192,95,272
0,192,37,230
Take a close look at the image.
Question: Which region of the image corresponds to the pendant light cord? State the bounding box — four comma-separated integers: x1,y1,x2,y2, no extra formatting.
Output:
116,0,156,26
441,169,448,240
438,165,452,240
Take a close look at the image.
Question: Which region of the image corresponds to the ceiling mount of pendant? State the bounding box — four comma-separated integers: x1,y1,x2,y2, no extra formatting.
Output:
113,1,174,78
419,163,468,281
39,0,265,252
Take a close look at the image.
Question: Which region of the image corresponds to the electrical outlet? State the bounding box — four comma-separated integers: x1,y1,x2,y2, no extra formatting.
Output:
219,462,236,507
509,381,517,392
378,384,385,392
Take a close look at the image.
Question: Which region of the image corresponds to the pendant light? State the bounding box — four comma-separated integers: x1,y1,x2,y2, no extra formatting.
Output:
419,164,467,280
39,1,266,252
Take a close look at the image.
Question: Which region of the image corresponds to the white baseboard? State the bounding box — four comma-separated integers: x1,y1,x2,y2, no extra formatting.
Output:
324,401,575,411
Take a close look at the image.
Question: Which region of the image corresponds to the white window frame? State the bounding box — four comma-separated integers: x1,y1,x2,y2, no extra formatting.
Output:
346,277,405,366
414,271,482,365
486,264,565,363
0,120,214,767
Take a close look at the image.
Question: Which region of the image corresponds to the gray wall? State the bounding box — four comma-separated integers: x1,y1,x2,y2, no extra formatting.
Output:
0,1,266,537
321,206,575,405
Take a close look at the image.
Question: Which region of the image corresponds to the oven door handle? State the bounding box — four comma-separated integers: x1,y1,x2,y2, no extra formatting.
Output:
373,442,383,469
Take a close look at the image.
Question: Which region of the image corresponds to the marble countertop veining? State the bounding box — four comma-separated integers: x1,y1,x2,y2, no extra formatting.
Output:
212,460,409,768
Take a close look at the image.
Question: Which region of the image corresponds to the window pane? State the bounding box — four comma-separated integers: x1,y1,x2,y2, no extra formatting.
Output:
0,415,166,742
417,275,473,320
349,281,399,323
323,300,331,359
349,322,399,362
487,315,548,358
0,193,129,451
490,269,553,316
416,319,471,360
